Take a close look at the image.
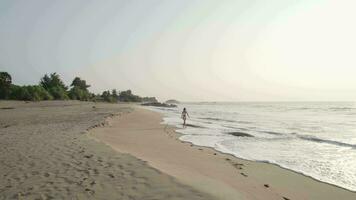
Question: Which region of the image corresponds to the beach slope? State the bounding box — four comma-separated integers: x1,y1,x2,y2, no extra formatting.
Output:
0,101,214,200
92,106,356,200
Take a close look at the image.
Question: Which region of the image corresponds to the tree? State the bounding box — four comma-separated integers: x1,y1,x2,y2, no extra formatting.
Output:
71,77,90,91
0,72,12,99
48,86,68,100
40,73,68,99
69,86,90,101
69,77,90,101
101,90,112,102
112,89,118,100
142,97,158,103
118,90,141,102
40,73,67,90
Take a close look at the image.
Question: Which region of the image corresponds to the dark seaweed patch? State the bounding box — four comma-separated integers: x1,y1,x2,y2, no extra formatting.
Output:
260,131,283,136
0,107,14,110
228,132,253,137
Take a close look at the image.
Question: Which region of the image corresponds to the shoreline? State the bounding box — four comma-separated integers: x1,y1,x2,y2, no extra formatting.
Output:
157,108,356,194
91,106,356,200
177,133,356,194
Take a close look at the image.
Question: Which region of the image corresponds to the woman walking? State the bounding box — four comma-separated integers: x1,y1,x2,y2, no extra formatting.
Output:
181,107,190,127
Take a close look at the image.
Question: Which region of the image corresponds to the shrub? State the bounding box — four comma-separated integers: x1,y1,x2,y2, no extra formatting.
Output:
69,86,90,101
9,85,53,101
49,86,69,100
118,90,142,102
0,72,12,99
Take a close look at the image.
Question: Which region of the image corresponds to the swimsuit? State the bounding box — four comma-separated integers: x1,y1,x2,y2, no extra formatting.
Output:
182,111,187,120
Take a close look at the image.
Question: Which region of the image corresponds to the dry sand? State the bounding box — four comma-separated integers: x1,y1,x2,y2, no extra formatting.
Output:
0,101,215,200
92,106,356,200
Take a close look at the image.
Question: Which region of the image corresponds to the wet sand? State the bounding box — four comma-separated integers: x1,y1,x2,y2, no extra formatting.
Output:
92,106,356,200
0,101,214,200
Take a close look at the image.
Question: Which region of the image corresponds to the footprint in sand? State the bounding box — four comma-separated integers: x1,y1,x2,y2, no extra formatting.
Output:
85,188,95,194
84,154,93,159
234,165,243,170
232,163,244,169
240,172,248,177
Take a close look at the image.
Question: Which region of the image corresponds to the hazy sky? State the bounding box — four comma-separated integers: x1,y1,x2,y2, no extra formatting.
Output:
1,0,356,101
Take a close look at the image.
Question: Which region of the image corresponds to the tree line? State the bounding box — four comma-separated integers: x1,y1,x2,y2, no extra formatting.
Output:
0,72,157,103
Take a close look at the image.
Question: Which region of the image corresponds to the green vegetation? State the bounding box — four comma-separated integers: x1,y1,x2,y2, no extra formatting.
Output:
165,99,180,104
0,71,157,103
69,77,90,101
0,72,12,99
100,90,116,103
9,85,53,101
118,90,141,102
142,97,158,103
40,73,69,100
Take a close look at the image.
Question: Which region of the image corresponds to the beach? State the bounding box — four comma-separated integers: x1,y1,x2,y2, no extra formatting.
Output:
1,101,355,199
0,101,214,199
92,106,356,200
2,0,356,199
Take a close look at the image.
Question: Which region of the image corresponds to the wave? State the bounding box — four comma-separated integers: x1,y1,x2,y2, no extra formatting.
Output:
296,135,356,149
199,117,254,125
329,107,355,111
199,117,236,123
185,124,205,128
285,107,312,111
152,103,356,192
222,125,249,131
260,130,284,136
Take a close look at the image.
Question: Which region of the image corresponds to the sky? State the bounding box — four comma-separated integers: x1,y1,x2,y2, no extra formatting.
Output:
1,0,356,102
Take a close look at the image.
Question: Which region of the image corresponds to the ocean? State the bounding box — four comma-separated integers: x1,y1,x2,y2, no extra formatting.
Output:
148,102,356,191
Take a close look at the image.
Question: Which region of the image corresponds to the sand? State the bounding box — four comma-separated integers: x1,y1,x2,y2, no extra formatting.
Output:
0,101,215,200
92,106,356,200
2,101,355,200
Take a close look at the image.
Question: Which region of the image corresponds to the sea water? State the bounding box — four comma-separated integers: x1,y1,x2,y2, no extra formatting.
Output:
148,102,356,191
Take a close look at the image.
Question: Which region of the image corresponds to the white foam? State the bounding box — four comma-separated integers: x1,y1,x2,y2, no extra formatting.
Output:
146,102,356,191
